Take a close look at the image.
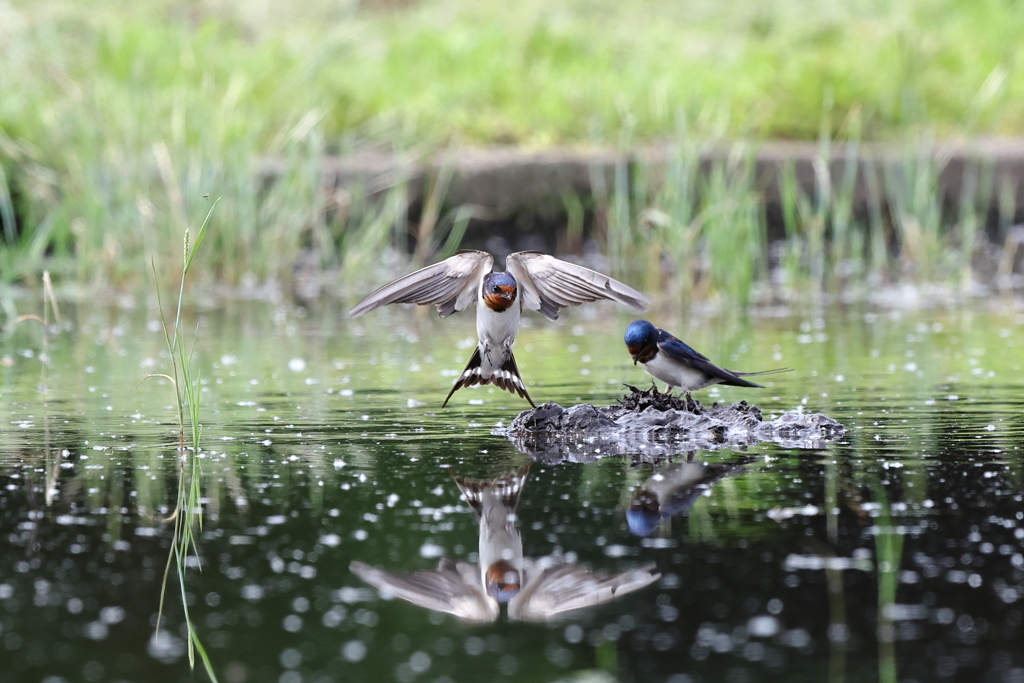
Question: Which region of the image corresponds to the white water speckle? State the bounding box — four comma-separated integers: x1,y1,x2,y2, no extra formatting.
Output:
419,542,444,558
747,615,780,638
320,533,342,547
148,631,185,663
342,641,367,662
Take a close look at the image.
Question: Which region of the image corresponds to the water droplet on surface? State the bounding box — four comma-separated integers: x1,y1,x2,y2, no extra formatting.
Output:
279,647,302,669
147,632,184,663
342,640,367,662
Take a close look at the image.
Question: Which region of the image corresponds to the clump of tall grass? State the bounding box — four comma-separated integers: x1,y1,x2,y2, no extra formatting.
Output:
147,199,220,682
601,139,767,307
599,122,1011,307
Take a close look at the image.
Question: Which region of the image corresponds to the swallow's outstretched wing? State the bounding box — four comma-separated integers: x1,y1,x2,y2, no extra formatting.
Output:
505,252,650,321
349,250,493,318
350,559,499,622
657,332,791,388
508,560,660,621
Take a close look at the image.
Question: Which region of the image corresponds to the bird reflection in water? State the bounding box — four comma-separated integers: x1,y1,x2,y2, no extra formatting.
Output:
627,457,747,537
351,466,660,622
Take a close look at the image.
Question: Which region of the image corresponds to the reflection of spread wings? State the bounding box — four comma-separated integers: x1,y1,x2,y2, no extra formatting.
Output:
348,250,493,318
508,561,661,621
350,560,498,622
505,252,651,321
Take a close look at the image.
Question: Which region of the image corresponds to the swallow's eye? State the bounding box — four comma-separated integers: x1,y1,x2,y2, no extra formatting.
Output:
492,286,501,294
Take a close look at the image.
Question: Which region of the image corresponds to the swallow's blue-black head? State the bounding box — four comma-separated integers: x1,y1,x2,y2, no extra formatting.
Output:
483,272,518,312
626,488,662,537
624,319,659,364
485,561,521,602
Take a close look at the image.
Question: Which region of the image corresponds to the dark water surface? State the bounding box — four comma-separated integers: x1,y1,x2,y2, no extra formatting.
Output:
2,301,1023,683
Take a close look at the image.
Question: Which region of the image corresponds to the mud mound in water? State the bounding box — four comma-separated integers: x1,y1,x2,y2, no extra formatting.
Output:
496,385,844,464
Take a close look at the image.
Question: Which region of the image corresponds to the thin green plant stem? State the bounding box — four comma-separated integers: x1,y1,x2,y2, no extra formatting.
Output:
958,163,980,285
148,197,221,683
0,160,15,244
872,481,903,683
171,199,220,355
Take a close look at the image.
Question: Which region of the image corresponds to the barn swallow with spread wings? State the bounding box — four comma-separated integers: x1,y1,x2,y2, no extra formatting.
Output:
350,251,650,407
350,467,660,622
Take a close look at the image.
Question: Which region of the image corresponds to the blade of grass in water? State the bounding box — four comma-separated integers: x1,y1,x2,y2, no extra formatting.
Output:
150,198,221,683
872,481,903,683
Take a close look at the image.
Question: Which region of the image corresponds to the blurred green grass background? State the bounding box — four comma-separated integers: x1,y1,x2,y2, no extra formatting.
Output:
6,0,1018,145
1,0,1022,297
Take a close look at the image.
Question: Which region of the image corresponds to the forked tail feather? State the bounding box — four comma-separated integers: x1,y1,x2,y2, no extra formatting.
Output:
734,367,793,378
451,465,531,519
441,347,536,408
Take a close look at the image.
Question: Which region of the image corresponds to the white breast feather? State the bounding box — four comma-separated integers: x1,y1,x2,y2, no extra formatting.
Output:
474,296,520,378
643,353,717,391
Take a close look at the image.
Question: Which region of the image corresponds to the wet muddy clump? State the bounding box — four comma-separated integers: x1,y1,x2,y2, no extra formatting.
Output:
614,384,712,414
497,385,844,463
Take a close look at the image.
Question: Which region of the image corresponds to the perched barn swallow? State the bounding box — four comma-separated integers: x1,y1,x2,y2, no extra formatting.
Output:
627,460,747,537
624,319,790,393
350,250,650,407
350,467,660,622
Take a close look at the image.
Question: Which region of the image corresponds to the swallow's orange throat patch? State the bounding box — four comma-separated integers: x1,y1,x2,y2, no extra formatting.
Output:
486,561,521,589
632,343,657,363
484,290,516,311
